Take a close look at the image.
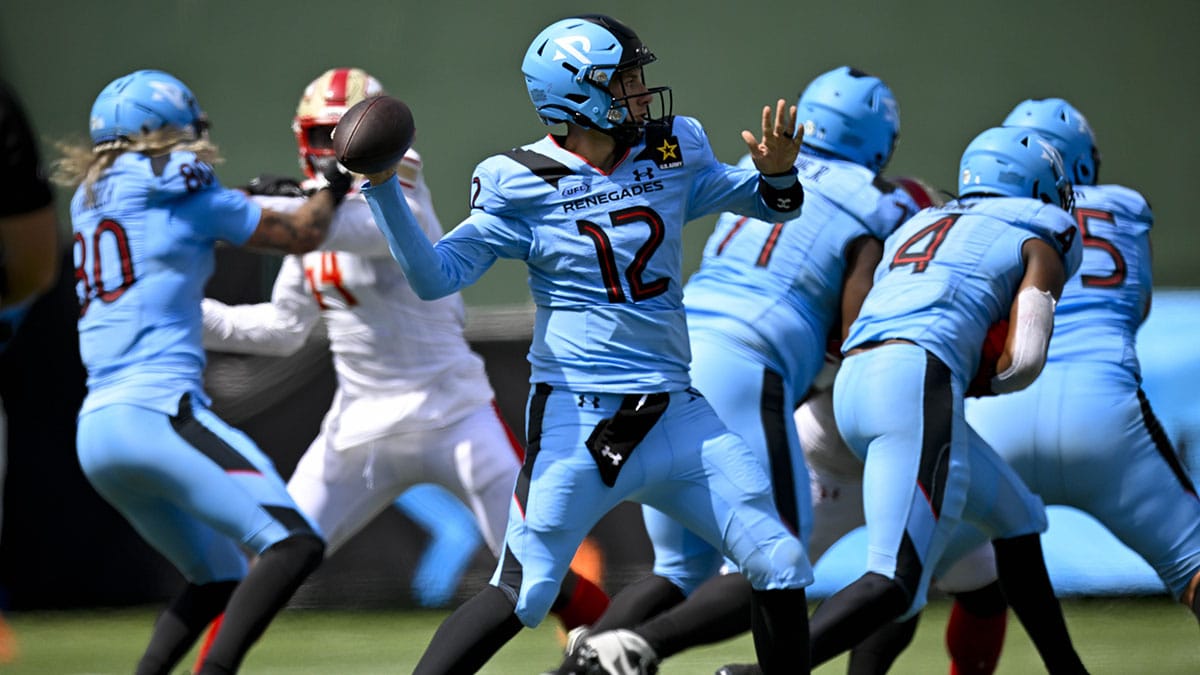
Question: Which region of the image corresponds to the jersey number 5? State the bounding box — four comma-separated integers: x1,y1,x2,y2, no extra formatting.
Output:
890,214,959,272
1074,208,1126,288
577,205,669,303
73,219,135,317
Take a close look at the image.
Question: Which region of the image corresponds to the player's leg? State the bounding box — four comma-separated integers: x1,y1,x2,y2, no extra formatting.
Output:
578,340,787,646
639,362,810,663
956,424,1085,674
799,387,867,563
77,398,324,674
585,506,743,662
934,538,1007,675
286,430,419,554
1068,381,1200,620
434,400,611,630
174,397,325,675
809,346,968,667
414,385,625,674
796,387,927,674
638,391,812,674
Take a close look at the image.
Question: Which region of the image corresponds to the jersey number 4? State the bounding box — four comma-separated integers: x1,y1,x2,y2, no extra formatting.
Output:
73,219,135,317
577,205,669,303
304,252,358,309
890,214,959,272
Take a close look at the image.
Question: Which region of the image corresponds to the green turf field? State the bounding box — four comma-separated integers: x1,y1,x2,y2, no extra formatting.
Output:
5,596,1196,674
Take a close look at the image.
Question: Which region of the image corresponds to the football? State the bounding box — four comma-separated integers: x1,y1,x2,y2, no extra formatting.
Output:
332,95,415,175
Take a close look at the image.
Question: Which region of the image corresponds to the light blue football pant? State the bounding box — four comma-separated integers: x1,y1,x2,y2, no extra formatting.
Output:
76,393,320,585
644,332,813,595
834,344,1045,617
966,360,1200,598
493,383,812,627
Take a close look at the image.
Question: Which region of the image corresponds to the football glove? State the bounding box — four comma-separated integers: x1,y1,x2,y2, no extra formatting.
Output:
242,173,307,198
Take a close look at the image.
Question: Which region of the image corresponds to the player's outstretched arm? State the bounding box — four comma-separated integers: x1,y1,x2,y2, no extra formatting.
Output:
201,260,320,356
242,187,343,255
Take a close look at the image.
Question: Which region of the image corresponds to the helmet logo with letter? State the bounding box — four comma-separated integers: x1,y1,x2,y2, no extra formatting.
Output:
1034,137,1066,178
552,35,593,64
148,80,189,111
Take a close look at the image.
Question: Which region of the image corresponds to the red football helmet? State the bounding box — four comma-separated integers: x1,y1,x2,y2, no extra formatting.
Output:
293,67,386,179
888,175,946,210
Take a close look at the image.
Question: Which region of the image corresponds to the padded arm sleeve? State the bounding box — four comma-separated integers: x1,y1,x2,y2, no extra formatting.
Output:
990,286,1056,394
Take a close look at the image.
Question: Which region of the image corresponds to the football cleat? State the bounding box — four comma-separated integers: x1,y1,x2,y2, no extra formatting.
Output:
574,629,659,674
565,625,594,658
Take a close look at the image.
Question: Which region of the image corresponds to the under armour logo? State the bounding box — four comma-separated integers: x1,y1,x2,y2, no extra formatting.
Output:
578,394,600,409
633,167,654,182
774,197,793,210
600,445,624,466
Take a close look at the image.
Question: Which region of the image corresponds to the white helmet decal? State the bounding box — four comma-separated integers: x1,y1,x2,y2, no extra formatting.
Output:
148,80,189,111
552,35,593,64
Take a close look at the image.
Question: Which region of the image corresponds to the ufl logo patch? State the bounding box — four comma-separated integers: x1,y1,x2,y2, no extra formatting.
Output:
560,176,592,198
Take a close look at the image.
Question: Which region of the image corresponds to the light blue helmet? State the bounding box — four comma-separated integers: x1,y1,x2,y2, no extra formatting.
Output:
522,14,671,145
959,126,1074,210
1003,98,1100,185
89,69,207,146
796,66,899,173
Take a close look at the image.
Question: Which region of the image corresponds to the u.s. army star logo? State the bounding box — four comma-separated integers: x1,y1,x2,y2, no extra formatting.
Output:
635,133,684,169
656,139,678,161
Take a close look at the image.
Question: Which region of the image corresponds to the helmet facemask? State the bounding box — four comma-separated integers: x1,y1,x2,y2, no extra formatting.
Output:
596,63,672,146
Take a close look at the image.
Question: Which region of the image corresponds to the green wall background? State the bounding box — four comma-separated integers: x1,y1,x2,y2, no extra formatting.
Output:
3,1,1197,307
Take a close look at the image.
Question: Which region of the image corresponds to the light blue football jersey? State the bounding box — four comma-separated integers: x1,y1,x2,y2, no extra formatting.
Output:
71,150,261,414
365,116,801,393
684,152,916,394
844,196,1081,383
1047,184,1153,376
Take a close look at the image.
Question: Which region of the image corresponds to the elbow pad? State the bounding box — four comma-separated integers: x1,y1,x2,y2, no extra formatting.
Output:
990,287,1056,394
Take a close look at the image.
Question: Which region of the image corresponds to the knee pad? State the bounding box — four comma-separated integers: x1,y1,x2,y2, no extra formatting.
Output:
515,578,562,628
739,535,812,590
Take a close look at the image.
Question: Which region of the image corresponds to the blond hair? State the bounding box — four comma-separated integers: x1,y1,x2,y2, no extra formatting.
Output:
53,129,223,207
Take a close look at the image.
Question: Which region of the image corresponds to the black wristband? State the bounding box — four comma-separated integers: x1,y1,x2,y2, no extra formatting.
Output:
758,170,804,214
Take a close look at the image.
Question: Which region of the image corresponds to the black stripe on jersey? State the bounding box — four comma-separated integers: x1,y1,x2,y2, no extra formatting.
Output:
263,504,318,538
919,352,953,518
502,149,574,188
892,532,923,600
169,393,259,474
760,368,799,535
1137,388,1198,497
